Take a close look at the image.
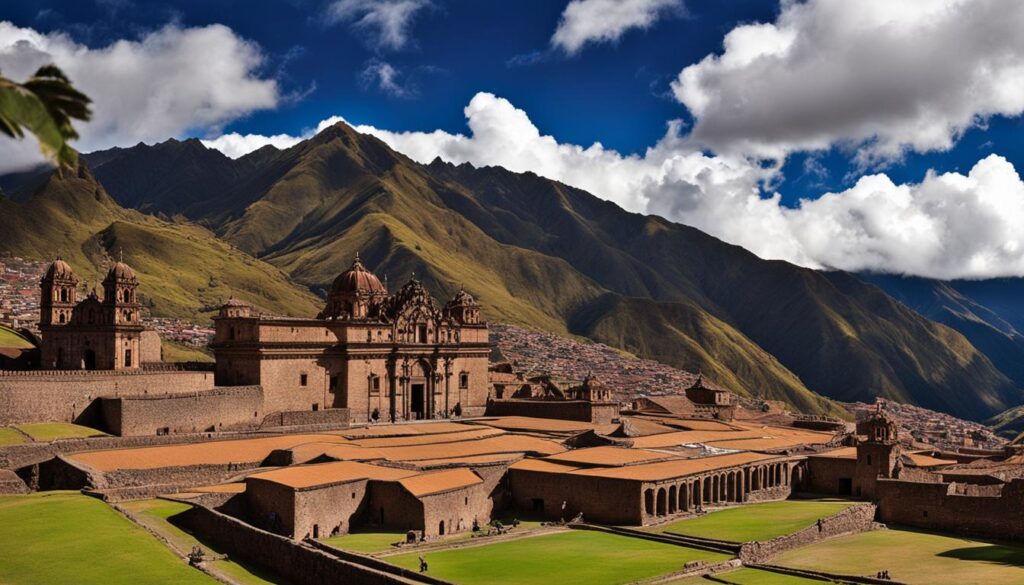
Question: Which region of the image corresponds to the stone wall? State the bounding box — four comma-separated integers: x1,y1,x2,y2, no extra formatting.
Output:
0,370,216,426
0,469,28,494
100,386,264,436
261,408,350,429
738,503,877,563
485,399,619,424
876,478,1024,540
174,504,422,585
804,456,857,495
508,468,643,524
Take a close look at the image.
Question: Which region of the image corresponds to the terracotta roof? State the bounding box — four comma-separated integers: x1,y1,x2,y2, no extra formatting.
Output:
335,422,479,439
704,436,826,451
365,434,566,462
350,427,504,448
807,447,857,459
905,452,957,468
544,446,672,467
628,429,764,449
247,461,417,489
568,452,778,482
636,396,695,415
472,416,596,433
398,468,483,497
192,483,247,494
509,459,583,474
407,453,524,469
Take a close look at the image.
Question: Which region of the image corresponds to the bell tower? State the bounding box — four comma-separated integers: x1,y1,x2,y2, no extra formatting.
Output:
853,407,901,499
40,258,78,326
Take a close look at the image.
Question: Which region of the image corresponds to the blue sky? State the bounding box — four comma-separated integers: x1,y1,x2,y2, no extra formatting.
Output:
2,1,1024,280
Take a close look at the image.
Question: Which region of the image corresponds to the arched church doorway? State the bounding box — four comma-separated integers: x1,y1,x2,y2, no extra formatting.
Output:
83,349,97,370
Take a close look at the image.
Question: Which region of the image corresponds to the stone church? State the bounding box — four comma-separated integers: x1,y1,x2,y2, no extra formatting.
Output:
39,257,160,370
210,255,490,421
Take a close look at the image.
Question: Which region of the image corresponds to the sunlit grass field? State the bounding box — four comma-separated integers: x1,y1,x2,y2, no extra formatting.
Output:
0,492,216,585
386,530,731,585
14,422,107,441
657,499,856,543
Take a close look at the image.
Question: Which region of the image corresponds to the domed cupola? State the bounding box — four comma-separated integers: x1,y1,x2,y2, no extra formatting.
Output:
101,252,141,324
44,258,77,282
319,254,388,320
444,287,482,324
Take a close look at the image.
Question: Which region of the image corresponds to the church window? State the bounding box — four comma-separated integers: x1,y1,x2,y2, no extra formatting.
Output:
372,375,381,394
418,325,428,343
124,349,132,368
60,288,68,302
459,372,469,389
300,373,308,387
58,313,65,324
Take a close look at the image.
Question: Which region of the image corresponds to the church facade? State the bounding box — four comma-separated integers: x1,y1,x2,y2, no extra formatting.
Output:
210,256,490,421
38,258,159,370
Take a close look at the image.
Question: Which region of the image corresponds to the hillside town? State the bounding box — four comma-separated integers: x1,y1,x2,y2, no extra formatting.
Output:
844,398,1006,452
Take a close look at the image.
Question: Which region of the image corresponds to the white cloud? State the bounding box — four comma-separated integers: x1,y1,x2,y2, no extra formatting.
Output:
200,132,304,159
359,59,413,97
672,0,1024,164
325,0,430,51
0,21,280,173
552,0,683,55
203,92,1024,280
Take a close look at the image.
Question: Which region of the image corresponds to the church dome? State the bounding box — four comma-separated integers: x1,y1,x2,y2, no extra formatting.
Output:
448,288,477,307
105,261,137,281
45,258,75,280
331,254,386,294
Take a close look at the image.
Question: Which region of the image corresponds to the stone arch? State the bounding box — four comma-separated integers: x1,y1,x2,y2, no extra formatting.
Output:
727,471,736,501
703,476,711,504
644,488,654,516
668,485,677,514
680,483,689,511
656,487,667,516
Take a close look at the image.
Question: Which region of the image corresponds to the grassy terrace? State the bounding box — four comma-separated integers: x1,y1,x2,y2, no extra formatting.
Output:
121,499,285,585
0,427,27,446
0,492,216,585
775,527,1024,585
655,499,857,543
385,530,731,585
14,422,107,442
668,568,827,584
322,515,544,554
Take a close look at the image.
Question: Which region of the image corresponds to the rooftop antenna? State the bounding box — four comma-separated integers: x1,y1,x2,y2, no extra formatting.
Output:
119,248,124,263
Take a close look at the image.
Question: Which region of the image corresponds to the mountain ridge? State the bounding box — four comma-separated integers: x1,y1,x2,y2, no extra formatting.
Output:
63,122,1024,421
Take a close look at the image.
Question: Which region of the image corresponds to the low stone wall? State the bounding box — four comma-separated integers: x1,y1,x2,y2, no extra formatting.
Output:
309,540,455,585
738,503,877,564
0,428,280,471
746,564,906,585
876,478,1024,540
174,504,428,585
0,370,216,426
744,484,794,503
484,399,617,424
101,386,264,436
0,468,28,494
261,408,350,428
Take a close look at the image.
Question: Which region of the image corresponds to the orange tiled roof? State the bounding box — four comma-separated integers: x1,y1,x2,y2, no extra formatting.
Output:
350,427,504,448
509,458,583,474
472,416,597,433
247,461,417,489
807,447,857,459
398,468,483,496
544,446,672,467
568,452,778,482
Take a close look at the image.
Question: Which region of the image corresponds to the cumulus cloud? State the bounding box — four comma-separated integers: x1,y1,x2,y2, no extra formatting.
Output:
200,132,304,159
203,91,1024,280
672,0,1024,164
0,21,280,173
325,0,430,51
552,0,683,55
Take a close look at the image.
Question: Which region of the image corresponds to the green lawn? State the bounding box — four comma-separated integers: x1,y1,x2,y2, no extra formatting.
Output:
0,492,217,585
666,568,827,584
322,528,407,553
386,530,731,585
122,499,286,585
658,500,856,543
776,528,1024,585
14,422,107,441
0,427,27,446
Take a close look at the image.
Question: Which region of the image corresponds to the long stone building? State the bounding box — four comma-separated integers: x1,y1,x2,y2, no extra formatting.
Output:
210,255,491,421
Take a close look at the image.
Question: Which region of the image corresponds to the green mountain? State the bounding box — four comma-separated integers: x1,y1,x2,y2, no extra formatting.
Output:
75,123,1023,420
0,164,321,321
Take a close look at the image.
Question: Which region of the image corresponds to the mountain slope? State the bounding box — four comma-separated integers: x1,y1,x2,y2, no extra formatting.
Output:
0,165,321,321
77,124,1023,420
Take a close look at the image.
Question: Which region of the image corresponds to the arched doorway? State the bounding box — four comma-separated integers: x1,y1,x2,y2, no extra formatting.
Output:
644,489,654,516
668,485,677,514
83,349,96,370
439,520,445,535
656,488,667,516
